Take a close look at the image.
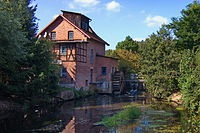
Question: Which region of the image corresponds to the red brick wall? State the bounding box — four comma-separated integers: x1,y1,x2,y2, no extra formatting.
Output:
89,39,105,56
95,56,118,82
76,42,96,88
40,17,87,41
38,15,117,89
75,41,118,88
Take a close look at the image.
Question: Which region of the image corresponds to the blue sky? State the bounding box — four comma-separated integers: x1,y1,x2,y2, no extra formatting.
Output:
33,0,194,49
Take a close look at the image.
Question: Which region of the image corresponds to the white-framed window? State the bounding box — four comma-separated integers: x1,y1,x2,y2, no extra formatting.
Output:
60,67,67,77
51,32,56,40
68,31,74,40
60,45,67,56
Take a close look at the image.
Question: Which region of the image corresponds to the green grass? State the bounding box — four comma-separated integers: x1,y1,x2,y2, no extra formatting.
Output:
99,107,141,128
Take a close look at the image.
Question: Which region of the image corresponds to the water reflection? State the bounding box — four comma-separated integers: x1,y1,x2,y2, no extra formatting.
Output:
0,95,182,133
61,95,181,133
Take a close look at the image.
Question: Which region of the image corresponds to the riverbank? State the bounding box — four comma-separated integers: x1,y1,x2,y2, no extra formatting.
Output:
0,87,97,111
0,94,199,133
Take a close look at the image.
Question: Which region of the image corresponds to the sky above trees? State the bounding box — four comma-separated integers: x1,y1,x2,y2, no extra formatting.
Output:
33,0,194,49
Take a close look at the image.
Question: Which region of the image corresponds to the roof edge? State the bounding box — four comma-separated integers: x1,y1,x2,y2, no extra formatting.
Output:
35,15,91,39
61,10,92,21
96,54,118,60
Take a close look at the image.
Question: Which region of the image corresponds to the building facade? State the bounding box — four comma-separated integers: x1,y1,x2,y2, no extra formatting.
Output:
36,10,118,89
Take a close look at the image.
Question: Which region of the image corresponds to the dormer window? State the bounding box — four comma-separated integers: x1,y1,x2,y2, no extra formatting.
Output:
82,21,88,31
51,32,56,40
68,31,74,40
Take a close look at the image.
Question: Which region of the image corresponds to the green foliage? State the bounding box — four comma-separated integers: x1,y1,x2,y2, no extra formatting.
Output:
105,49,117,58
180,111,200,133
0,0,28,94
178,48,200,114
106,36,141,78
169,1,200,50
100,107,141,128
116,36,139,52
106,49,139,78
173,1,200,116
22,39,59,104
139,26,181,98
0,0,59,105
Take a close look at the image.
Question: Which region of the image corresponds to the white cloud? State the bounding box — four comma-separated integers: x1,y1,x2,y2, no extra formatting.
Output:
69,0,100,8
145,15,168,27
106,1,121,12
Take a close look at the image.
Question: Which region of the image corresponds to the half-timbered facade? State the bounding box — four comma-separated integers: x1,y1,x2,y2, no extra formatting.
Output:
36,10,118,89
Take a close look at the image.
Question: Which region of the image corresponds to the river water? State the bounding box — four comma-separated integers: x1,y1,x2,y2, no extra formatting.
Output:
0,94,184,133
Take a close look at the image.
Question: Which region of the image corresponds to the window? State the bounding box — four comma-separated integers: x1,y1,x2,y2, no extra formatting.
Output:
82,21,88,31
90,69,93,83
76,43,87,63
60,45,67,56
112,67,115,74
68,31,74,40
61,67,67,77
51,32,56,40
90,49,93,64
101,67,107,75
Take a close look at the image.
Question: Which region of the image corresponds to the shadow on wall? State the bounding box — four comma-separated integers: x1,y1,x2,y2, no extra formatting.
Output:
59,66,76,88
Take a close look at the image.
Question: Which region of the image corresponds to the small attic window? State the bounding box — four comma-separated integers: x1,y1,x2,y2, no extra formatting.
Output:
68,31,74,40
82,21,88,31
51,32,56,40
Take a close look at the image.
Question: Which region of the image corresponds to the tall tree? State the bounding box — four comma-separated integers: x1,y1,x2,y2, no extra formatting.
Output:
139,26,181,98
106,49,139,78
0,0,59,105
116,36,139,52
169,0,200,50
0,0,28,94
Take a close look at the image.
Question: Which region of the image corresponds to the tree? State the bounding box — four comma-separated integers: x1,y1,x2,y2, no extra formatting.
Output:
0,0,59,105
0,0,28,95
22,39,59,104
139,26,181,98
169,0,200,50
178,49,200,114
106,49,139,78
116,36,139,52
169,1,200,116
105,49,117,58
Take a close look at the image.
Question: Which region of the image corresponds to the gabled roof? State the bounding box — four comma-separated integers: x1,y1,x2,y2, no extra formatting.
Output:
36,13,109,46
61,10,92,21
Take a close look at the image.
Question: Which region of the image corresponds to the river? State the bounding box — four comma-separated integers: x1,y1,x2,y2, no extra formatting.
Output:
0,94,185,133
